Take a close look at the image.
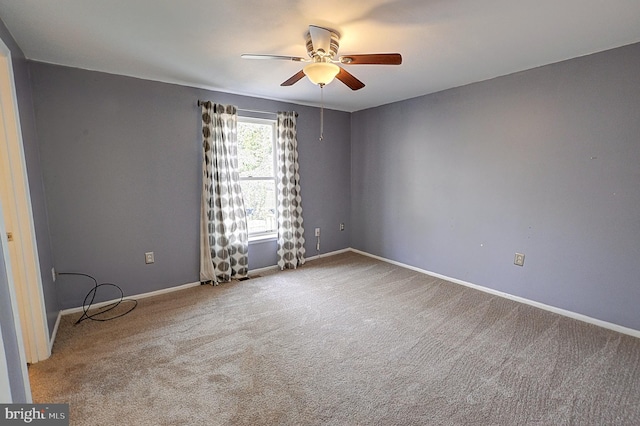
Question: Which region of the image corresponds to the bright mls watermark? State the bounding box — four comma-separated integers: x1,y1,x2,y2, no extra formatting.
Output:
1,404,68,425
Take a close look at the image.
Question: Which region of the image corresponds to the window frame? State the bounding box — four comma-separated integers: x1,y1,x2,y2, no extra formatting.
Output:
237,115,278,242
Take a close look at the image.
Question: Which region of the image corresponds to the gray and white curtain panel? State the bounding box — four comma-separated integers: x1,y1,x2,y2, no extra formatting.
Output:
200,102,249,283
276,112,306,269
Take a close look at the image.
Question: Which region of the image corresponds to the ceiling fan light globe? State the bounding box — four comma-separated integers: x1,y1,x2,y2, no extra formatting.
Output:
303,62,340,86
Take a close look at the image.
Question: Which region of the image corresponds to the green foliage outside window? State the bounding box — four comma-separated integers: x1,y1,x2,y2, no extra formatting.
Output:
237,120,277,235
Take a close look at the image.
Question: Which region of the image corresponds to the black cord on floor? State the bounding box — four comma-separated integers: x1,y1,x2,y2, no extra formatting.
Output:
57,272,137,324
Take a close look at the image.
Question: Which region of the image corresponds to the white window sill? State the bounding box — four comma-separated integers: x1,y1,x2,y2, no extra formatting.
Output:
249,233,277,243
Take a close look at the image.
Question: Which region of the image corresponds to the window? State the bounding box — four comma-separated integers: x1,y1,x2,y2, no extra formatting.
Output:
237,117,277,239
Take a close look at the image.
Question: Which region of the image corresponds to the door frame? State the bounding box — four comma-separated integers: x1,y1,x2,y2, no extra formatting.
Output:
0,325,13,402
0,36,50,368
0,197,31,402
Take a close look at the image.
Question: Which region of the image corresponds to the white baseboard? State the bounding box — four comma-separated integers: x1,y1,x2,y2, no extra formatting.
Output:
59,247,353,317
48,311,62,353
56,247,635,350
350,248,640,339
60,281,202,316
59,248,352,317
249,248,351,276
307,247,352,262
248,265,280,276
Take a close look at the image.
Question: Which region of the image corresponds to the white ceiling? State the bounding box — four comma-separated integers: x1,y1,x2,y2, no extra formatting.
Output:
1,0,640,112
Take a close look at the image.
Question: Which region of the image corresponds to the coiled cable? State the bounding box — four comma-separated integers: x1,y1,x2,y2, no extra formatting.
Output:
58,272,137,324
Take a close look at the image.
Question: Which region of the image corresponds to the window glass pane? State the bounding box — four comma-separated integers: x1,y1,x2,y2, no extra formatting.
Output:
240,179,277,235
238,118,277,237
238,122,274,177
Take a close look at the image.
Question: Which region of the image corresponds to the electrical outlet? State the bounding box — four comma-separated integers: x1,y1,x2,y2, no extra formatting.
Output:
340,223,345,231
315,228,321,237
145,252,155,264
514,253,525,267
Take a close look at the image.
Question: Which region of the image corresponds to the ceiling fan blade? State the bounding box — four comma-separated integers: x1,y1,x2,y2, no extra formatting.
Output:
309,25,332,55
339,53,403,65
281,70,306,86
335,67,365,91
242,54,307,62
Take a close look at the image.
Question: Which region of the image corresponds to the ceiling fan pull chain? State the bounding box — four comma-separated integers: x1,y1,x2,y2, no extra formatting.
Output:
319,83,324,141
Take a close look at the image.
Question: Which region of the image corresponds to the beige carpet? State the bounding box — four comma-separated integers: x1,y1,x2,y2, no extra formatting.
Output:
30,252,640,425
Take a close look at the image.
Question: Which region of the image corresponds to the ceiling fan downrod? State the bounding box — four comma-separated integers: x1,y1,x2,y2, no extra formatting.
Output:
319,83,325,141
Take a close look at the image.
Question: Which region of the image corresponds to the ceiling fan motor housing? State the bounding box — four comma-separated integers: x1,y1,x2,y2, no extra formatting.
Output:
306,29,340,60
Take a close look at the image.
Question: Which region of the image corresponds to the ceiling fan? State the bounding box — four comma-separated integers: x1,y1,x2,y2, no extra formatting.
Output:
241,25,402,90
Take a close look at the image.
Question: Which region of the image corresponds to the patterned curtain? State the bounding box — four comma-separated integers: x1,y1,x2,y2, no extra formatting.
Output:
200,102,249,283
276,112,306,269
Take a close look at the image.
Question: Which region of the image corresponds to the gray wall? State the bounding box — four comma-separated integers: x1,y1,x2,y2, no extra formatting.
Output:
351,42,640,331
29,62,351,309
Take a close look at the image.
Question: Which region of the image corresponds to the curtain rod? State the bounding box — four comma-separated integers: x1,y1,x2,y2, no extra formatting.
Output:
197,100,297,117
